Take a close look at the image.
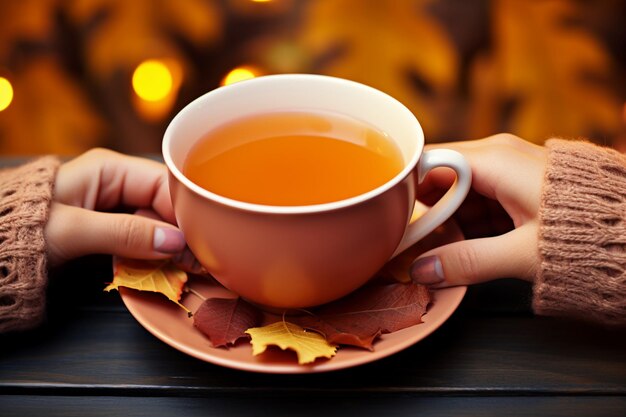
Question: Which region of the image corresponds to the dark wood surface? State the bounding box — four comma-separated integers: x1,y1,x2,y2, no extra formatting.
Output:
1,254,625,416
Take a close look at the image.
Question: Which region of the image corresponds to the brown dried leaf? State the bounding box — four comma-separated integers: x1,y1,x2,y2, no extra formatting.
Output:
292,282,431,350
194,298,262,348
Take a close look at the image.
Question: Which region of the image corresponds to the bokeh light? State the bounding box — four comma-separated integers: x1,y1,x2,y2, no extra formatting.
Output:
0,77,14,112
221,66,259,86
132,60,173,102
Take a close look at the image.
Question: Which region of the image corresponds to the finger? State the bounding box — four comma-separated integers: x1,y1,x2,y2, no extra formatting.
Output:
133,208,206,275
422,135,546,223
55,148,176,224
427,133,545,158
134,208,164,221
45,203,186,266
420,134,544,196
410,223,539,286
427,137,544,200
416,167,457,202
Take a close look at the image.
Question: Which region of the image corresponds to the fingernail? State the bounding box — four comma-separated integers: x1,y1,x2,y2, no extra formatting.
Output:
411,255,445,285
153,227,186,254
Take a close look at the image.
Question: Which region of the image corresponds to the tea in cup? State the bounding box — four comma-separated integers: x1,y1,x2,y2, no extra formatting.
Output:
163,74,471,308
183,110,404,206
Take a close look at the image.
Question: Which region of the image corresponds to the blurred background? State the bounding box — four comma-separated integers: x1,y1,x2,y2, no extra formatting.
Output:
0,0,624,156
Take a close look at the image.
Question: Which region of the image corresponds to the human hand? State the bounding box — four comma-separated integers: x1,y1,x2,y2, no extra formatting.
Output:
45,148,188,267
410,134,547,287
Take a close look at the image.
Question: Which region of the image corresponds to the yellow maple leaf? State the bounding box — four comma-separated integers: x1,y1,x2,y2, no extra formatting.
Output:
246,321,337,365
297,0,457,137
105,257,189,313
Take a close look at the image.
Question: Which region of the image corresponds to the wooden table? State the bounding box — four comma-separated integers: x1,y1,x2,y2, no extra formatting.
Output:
1,252,624,416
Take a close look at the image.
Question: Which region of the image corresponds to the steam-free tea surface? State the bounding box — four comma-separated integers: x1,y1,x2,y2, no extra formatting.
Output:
183,111,403,206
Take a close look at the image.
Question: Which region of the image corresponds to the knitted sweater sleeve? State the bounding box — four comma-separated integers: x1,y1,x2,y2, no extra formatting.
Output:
534,139,626,326
0,157,60,333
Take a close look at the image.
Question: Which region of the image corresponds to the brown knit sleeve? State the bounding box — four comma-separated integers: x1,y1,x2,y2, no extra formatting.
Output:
535,139,626,326
0,157,60,332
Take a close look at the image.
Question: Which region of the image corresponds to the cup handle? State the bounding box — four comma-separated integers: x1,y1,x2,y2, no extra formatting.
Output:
392,148,472,257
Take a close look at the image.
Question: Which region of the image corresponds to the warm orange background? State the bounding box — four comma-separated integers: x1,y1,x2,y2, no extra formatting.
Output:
0,0,624,156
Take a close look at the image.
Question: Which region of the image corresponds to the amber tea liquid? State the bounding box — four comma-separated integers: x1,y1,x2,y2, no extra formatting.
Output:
183,111,404,206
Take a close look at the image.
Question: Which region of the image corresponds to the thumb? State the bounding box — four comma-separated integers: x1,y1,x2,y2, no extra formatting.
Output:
46,203,186,266
410,224,538,287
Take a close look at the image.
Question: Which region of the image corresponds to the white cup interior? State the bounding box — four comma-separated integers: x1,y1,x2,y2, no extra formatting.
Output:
163,74,424,213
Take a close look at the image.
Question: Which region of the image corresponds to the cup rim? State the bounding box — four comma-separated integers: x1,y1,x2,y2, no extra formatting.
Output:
162,74,423,214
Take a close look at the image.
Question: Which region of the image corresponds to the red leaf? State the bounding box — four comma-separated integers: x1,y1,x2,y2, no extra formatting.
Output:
291,283,431,350
193,298,263,347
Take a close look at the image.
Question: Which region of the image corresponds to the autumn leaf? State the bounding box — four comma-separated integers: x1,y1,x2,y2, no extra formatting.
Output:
104,257,431,363
66,0,222,78
0,57,104,155
0,0,57,58
468,0,622,142
297,0,457,136
246,321,337,365
106,257,189,313
194,298,262,348
292,282,430,351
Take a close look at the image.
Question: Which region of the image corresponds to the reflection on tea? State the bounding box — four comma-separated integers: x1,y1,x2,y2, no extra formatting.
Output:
183,111,404,206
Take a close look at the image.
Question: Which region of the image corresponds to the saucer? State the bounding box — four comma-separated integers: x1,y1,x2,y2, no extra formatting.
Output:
118,217,466,374
120,282,464,374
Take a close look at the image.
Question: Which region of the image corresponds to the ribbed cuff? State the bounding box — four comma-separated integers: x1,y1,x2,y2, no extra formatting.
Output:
534,139,626,326
0,156,60,332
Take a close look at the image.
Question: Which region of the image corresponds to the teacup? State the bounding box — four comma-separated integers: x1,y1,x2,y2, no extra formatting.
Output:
163,74,471,309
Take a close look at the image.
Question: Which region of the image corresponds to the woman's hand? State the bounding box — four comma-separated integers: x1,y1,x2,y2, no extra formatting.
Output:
45,148,186,267
411,134,547,286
